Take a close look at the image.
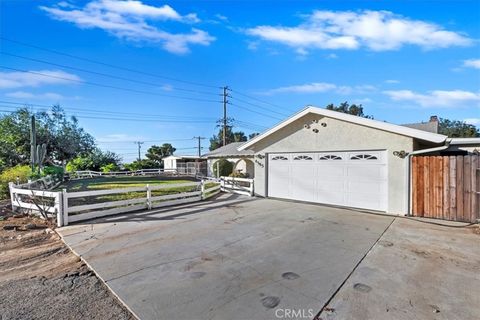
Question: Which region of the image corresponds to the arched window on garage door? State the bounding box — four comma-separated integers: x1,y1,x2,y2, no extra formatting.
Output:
350,154,378,160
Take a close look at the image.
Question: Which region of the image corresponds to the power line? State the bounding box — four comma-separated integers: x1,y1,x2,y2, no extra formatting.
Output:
0,52,220,97
0,66,222,103
0,103,268,133
0,37,221,89
0,100,217,121
0,105,216,123
230,88,291,111
229,95,288,117
228,102,283,120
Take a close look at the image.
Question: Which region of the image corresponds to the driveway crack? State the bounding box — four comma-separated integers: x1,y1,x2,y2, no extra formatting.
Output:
314,217,396,319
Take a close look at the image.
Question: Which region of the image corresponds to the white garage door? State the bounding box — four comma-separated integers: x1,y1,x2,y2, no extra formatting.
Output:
268,151,387,211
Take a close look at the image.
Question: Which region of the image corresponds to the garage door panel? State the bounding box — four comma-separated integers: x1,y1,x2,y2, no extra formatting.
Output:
347,181,385,193
346,166,386,180
290,166,316,202
317,165,345,178
268,151,387,212
347,192,387,211
268,165,290,198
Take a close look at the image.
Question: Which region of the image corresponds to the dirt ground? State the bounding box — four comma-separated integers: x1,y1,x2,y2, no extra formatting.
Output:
0,212,134,320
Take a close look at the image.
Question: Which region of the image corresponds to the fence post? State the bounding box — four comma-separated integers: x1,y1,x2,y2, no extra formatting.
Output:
146,184,152,210
56,191,64,227
220,177,224,192
250,179,254,196
8,182,16,211
200,180,205,200
62,188,69,226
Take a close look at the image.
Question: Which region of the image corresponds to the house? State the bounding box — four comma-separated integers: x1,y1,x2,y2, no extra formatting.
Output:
238,106,480,215
203,142,255,178
162,155,207,175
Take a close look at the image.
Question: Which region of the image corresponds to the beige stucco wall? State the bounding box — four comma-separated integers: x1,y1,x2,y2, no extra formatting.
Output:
249,113,414,215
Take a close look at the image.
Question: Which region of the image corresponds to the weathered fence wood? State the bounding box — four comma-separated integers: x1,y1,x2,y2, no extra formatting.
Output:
412,155,479,222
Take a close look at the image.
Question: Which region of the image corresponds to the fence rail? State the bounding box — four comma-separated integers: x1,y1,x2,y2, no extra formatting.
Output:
411,155,479,222
220,176,254,196
9,180,225,227
69,169,179,179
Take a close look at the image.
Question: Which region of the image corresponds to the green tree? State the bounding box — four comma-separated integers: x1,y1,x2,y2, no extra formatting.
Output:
209,127,247,151
438,118,479,137
325,102,373,119
248,133,260,140
0,106,95,169
66,149,122,172
145,143,176,164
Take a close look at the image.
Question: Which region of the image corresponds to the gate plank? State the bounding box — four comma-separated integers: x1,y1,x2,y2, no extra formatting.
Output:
429,156,436,218
443,157,450,220
423,156,430,217
456,156,464,222
471,155,478,222
411,156,418,215
436,156,444,219
464,156,471,222
449,156,457,221
416,157,424,215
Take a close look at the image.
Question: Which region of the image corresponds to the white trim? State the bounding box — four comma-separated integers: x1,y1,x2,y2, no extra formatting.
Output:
238,106,447,150
448,137,480,145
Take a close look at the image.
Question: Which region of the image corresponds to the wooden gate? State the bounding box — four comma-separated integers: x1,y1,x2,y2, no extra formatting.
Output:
411,155,479,222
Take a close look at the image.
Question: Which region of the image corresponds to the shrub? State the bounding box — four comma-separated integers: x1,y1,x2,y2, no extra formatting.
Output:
42,166,64,179
66,149,121,172
101,163,119,173
229,171,249,178
212,159,233,177
0,165,31,199
124,159,158,171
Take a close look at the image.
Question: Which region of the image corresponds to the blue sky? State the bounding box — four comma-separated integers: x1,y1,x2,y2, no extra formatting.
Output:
1,0,479,162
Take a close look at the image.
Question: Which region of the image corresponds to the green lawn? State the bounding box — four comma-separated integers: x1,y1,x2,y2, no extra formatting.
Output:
57,176,218,208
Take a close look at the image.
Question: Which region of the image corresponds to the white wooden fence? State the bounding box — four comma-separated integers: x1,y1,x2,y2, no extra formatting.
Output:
10,180,222,227
220,177,254,196
70,168,178,179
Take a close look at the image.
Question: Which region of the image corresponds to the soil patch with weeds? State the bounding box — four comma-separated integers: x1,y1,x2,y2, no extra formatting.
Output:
0,215,134,320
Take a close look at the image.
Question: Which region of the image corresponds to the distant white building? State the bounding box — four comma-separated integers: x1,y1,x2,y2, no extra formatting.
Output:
162,155,207,175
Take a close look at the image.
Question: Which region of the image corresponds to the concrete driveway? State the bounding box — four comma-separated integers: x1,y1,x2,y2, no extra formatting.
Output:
58,194,393,320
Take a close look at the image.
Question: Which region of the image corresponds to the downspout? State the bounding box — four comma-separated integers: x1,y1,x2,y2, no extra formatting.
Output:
405,139,451,216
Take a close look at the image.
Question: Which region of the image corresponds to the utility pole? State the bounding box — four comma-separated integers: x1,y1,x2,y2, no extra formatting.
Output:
222,86,230,146
193,136,206,157
134,141,144,161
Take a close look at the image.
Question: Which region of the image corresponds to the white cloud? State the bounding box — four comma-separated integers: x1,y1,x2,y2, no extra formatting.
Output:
262,82,337,95
384,89,480,107
97,133,144,143
464,118,480,126
246,10,472,54
260,82,376,95
325,53,338,59
463,59,480,69
4,91,65,100
215,14,228,21
40,1,214,54
0,70,81,89
385,79,400,84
